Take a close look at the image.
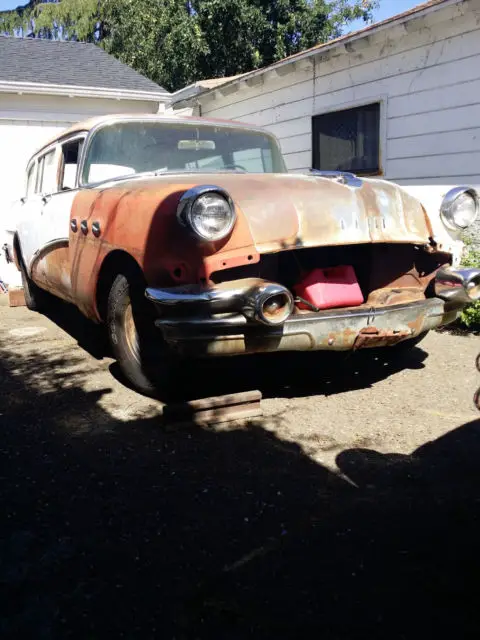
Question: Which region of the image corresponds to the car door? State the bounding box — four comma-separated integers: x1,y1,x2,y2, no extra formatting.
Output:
33,135,86,301
2,159,39,287
16,152,56,278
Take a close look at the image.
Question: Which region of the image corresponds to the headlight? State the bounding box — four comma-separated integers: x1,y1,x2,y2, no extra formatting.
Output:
177,186,236,242
440,187,479,230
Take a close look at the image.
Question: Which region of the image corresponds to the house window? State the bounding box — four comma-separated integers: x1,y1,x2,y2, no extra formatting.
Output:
312,102,380,175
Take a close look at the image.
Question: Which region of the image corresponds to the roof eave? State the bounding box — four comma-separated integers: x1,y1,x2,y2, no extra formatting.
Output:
0,79,170,102
193,0,462,103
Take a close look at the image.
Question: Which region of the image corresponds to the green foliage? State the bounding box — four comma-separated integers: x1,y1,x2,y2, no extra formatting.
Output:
0,0,378,91
33,0,101,41
459,241,480,330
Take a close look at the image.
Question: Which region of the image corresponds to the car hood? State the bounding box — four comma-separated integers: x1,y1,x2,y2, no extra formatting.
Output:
110,172,432,252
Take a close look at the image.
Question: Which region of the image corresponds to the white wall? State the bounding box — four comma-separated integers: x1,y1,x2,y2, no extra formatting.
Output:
0,92,161,285
0,93,160,208
198,0,480,189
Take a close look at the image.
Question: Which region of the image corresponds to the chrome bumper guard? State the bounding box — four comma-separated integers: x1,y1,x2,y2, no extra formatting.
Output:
434,267,480,305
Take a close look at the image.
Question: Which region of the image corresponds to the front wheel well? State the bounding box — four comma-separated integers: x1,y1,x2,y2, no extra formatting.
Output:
95,250,144,322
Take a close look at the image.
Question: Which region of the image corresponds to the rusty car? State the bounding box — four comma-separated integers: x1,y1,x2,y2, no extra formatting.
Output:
5,114,480,395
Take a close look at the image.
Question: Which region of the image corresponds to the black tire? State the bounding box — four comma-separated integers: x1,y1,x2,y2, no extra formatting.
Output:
20,260,50,312
107,271,171,397
393,330,429,351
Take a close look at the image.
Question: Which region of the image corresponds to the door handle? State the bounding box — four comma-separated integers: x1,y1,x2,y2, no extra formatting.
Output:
71,219,78,233
80,220,88,235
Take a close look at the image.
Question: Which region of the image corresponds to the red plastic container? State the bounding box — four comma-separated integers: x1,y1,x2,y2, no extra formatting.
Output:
294,265,363,310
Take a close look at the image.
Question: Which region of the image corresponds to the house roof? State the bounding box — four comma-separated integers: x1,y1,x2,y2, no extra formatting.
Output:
266,0,454,68
174,0,460,105
0,36,168,95
171,74,246,108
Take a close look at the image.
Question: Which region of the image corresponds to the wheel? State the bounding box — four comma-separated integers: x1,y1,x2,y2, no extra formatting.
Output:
20,260,50,312
393,330,429,351
107,271,172,397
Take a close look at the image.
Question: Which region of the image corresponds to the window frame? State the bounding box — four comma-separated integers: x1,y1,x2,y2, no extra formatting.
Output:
311,97,387,177
58,133,87,192
79,119,286,187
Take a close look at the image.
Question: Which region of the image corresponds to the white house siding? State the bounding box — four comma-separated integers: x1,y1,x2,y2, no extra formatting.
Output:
0,93,159,210
197,0,480,242
0,92,160,286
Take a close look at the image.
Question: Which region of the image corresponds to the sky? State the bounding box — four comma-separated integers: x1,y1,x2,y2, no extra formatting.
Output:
347,0,424,32
0,0,424,25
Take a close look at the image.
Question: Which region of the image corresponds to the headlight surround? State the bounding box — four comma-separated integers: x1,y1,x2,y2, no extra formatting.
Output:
177,185,236,242
440,187,479,230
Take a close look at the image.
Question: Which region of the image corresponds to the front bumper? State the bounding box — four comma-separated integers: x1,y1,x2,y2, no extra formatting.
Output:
146,266,480,357
148,297,456,357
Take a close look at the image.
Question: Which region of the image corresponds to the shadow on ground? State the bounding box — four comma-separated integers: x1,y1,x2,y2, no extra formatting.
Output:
43,297,429,403
1,333,480,639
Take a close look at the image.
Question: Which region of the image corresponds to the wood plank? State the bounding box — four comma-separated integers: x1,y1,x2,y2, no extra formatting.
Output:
8,287,26,307
388,104,480,139
387,127,480,160
388,150,480,180
163,391,263,426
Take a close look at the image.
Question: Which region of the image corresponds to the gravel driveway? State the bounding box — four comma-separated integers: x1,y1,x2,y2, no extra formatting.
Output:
1,295,479,638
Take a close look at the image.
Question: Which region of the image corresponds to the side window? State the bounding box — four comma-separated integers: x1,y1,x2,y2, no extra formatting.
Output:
26,162,36,197
36,150,57,194
36,156,45,193
60,138,84,190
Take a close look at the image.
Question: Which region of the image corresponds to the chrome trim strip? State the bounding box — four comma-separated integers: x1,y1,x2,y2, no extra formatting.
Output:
309,169,363,188
29,237,69,275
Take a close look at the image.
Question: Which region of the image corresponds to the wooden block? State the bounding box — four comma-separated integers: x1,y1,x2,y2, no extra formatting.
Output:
164,390,263,426
8,287,26,307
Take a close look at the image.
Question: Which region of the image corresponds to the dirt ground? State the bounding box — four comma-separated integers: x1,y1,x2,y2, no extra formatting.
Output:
1,295,479,638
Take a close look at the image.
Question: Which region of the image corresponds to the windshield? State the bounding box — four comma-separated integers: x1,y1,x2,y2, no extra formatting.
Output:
82,121,286,184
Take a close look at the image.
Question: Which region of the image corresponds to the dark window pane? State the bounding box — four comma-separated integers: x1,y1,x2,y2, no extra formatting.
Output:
312,103,380,174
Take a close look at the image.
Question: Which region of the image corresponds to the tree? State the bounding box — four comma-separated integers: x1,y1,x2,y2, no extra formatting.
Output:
0,0,378,91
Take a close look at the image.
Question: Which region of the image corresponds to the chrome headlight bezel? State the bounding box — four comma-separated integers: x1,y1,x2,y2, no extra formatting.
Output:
177,185,236,242
440,186,479,231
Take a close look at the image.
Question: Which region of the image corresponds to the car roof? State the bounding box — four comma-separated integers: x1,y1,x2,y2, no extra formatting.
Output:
30,113,265,162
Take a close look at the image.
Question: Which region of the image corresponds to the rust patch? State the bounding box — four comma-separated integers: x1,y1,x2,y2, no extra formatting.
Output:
353,326,412,350
407,312,426,336
366,287,426,307
31,242,72,302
